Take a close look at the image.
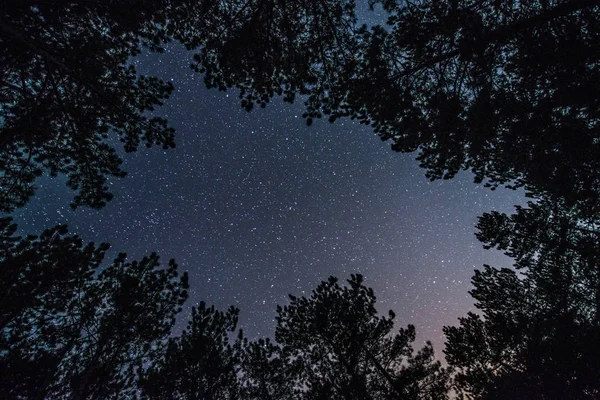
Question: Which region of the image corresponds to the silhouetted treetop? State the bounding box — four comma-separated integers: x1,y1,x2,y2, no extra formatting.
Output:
445,264,600,399
476,197,600,272
173,0,359,120
0,0,175,212
275,274,451,399
360,0,600,212
445,198,600,399
134,274,451,399
0,219,189,399
140,302,241,399
4,1,599,214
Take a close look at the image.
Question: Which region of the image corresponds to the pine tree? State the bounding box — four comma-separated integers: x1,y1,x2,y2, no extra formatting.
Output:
140,302,241,400
274,275,450,400
0,0,175,211
0,220,189,399
444,198,600,399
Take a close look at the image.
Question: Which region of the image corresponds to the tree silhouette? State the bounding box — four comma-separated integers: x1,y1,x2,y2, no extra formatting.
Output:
275,274,450,400
136,274,450,399
0,220,189,399
346,0,600,214
238,336,295,400
5,1,599,215
174,0,359,119
444,198,600,399
4,4,599,398
139,301,241,400
0,0,366,212
344,0,600,214
0,0,175,212
0,218,107,398
188,0,600,213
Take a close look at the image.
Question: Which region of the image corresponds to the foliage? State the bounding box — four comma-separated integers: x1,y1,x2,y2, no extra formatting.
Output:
0,218,106,398
3,1,600,398
238,336,295,400
275,274,451,400
173,0,359,121
140,302,241,400
353,0,600,214
0,0,175,212
0,219,189,399
1,221,445,399
4,0,600,216
137,274,451,400
444,199,600,399
187,0,600,214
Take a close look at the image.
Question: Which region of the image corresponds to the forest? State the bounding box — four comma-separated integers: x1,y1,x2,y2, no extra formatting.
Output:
1,0,599,399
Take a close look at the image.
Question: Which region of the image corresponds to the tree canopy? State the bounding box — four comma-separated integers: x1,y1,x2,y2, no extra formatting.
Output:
141,274,452,400
4,0,599,214
1,220,448,399
185,0,600,214
0,218,189,399
444,198,600,399
274,274,451,400
140,302,241,399
360,0,600,210
0,0,175,212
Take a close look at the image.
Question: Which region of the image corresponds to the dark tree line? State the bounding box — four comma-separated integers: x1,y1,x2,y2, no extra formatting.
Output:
4,211,598,399
2,0,600,398
0,0,178,212
0,219,450,399
3,0,599,214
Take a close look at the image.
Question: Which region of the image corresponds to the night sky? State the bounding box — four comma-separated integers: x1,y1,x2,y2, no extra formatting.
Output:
11,6,527,357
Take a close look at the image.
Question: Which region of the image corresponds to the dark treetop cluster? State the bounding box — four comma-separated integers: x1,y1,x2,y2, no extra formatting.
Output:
1,0,600,399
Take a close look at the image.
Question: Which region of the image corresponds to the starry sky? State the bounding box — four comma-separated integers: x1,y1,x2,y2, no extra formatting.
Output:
11,5,526,357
